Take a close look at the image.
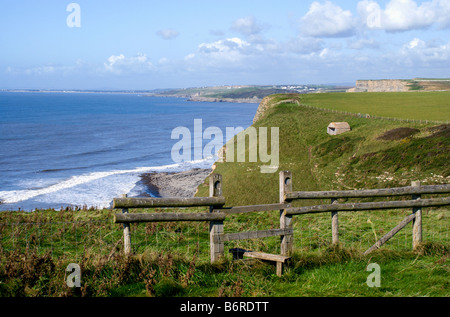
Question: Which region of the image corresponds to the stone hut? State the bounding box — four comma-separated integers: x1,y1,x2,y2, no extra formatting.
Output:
327,122,351,135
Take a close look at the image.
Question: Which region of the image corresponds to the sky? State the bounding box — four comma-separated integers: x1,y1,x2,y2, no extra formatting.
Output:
0,0,449,90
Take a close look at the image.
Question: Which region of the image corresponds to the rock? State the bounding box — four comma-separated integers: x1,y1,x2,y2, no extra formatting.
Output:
347,80,409,92
187,96,261,104
139,168,213,198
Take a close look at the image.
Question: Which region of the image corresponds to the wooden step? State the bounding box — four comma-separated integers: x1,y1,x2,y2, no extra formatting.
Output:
229,248,290,277
244,251,290,277
242,251,290,263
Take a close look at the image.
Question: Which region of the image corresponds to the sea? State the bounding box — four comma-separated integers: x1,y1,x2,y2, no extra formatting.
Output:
0,91,258,211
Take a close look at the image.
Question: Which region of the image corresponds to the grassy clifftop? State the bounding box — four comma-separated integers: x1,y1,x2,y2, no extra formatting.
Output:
196,93,449,207
301,91,450,122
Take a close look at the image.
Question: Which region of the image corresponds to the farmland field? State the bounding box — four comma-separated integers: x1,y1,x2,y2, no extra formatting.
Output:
300,91,450,122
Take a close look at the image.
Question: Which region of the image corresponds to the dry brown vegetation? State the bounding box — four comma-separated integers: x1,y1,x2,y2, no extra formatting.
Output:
377,127,420,140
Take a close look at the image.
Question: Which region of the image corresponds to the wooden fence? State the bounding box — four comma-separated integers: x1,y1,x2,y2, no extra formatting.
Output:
112,171,450,276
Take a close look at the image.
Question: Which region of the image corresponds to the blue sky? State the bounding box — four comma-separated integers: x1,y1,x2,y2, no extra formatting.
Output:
1,0,449,90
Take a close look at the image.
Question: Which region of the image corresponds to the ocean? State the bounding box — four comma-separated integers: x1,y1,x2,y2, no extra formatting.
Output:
0,92,258,211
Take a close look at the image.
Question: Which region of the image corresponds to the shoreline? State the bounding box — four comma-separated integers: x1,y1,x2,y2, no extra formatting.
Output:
149,94,262,104
138,168,213,198
0,168,214,212
186,96,262,104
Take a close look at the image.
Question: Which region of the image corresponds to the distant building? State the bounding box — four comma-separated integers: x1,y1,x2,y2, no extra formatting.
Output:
327,122,351,135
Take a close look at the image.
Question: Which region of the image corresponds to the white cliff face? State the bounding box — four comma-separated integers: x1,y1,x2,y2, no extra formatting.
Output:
348,80,409,92
347,78,450,92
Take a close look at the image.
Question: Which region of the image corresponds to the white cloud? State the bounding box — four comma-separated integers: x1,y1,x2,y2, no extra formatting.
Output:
210,29,225,37
406,37,423,49
231,16,266,36
103,53,153,74
432,0,450,28
26,66,56,75
156,29,179,40
319,48,329,58
5,56,152,79
5,64,77,76
347,38,380,50
358,0,450,32
284,37,325,55
199,37,249,52
105,54,125,68
400,37,450,64
300,1,356,38
185,37,251,66
158,57,170,65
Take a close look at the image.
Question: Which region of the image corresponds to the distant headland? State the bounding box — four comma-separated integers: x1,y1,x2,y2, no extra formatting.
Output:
151,84,352,103
3,78,447,102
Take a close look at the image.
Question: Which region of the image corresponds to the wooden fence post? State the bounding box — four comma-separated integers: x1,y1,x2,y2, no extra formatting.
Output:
210,174,224,263
331,198,339,245
412,181,422,249
122,194,131,255
280,171,293,256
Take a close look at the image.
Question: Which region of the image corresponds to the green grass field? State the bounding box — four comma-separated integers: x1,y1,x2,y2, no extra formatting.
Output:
0,207,448,297
300,91,450,122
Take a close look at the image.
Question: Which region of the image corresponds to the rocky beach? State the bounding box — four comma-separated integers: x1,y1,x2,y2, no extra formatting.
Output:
138,168,213,198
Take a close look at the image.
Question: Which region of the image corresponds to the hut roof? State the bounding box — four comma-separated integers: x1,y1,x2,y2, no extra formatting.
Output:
328,122,350,129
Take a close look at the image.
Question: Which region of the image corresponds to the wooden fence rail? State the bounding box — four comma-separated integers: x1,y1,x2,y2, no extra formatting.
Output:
284,179,450,254
284,184,450,200
112,171,450,275
214,203,290,214
285,197,450,215
113,196,225,209
114,212,226,223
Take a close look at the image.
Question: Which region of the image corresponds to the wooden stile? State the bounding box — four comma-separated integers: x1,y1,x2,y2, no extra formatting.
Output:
111,170,449,270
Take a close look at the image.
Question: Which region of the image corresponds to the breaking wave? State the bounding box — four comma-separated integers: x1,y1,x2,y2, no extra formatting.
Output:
0,157,215,211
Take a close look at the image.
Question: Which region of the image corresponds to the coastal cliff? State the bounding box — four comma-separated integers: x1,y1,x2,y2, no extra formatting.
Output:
347,78,450,92
252,94,301,123
347,80,409,92
187,96,261,104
